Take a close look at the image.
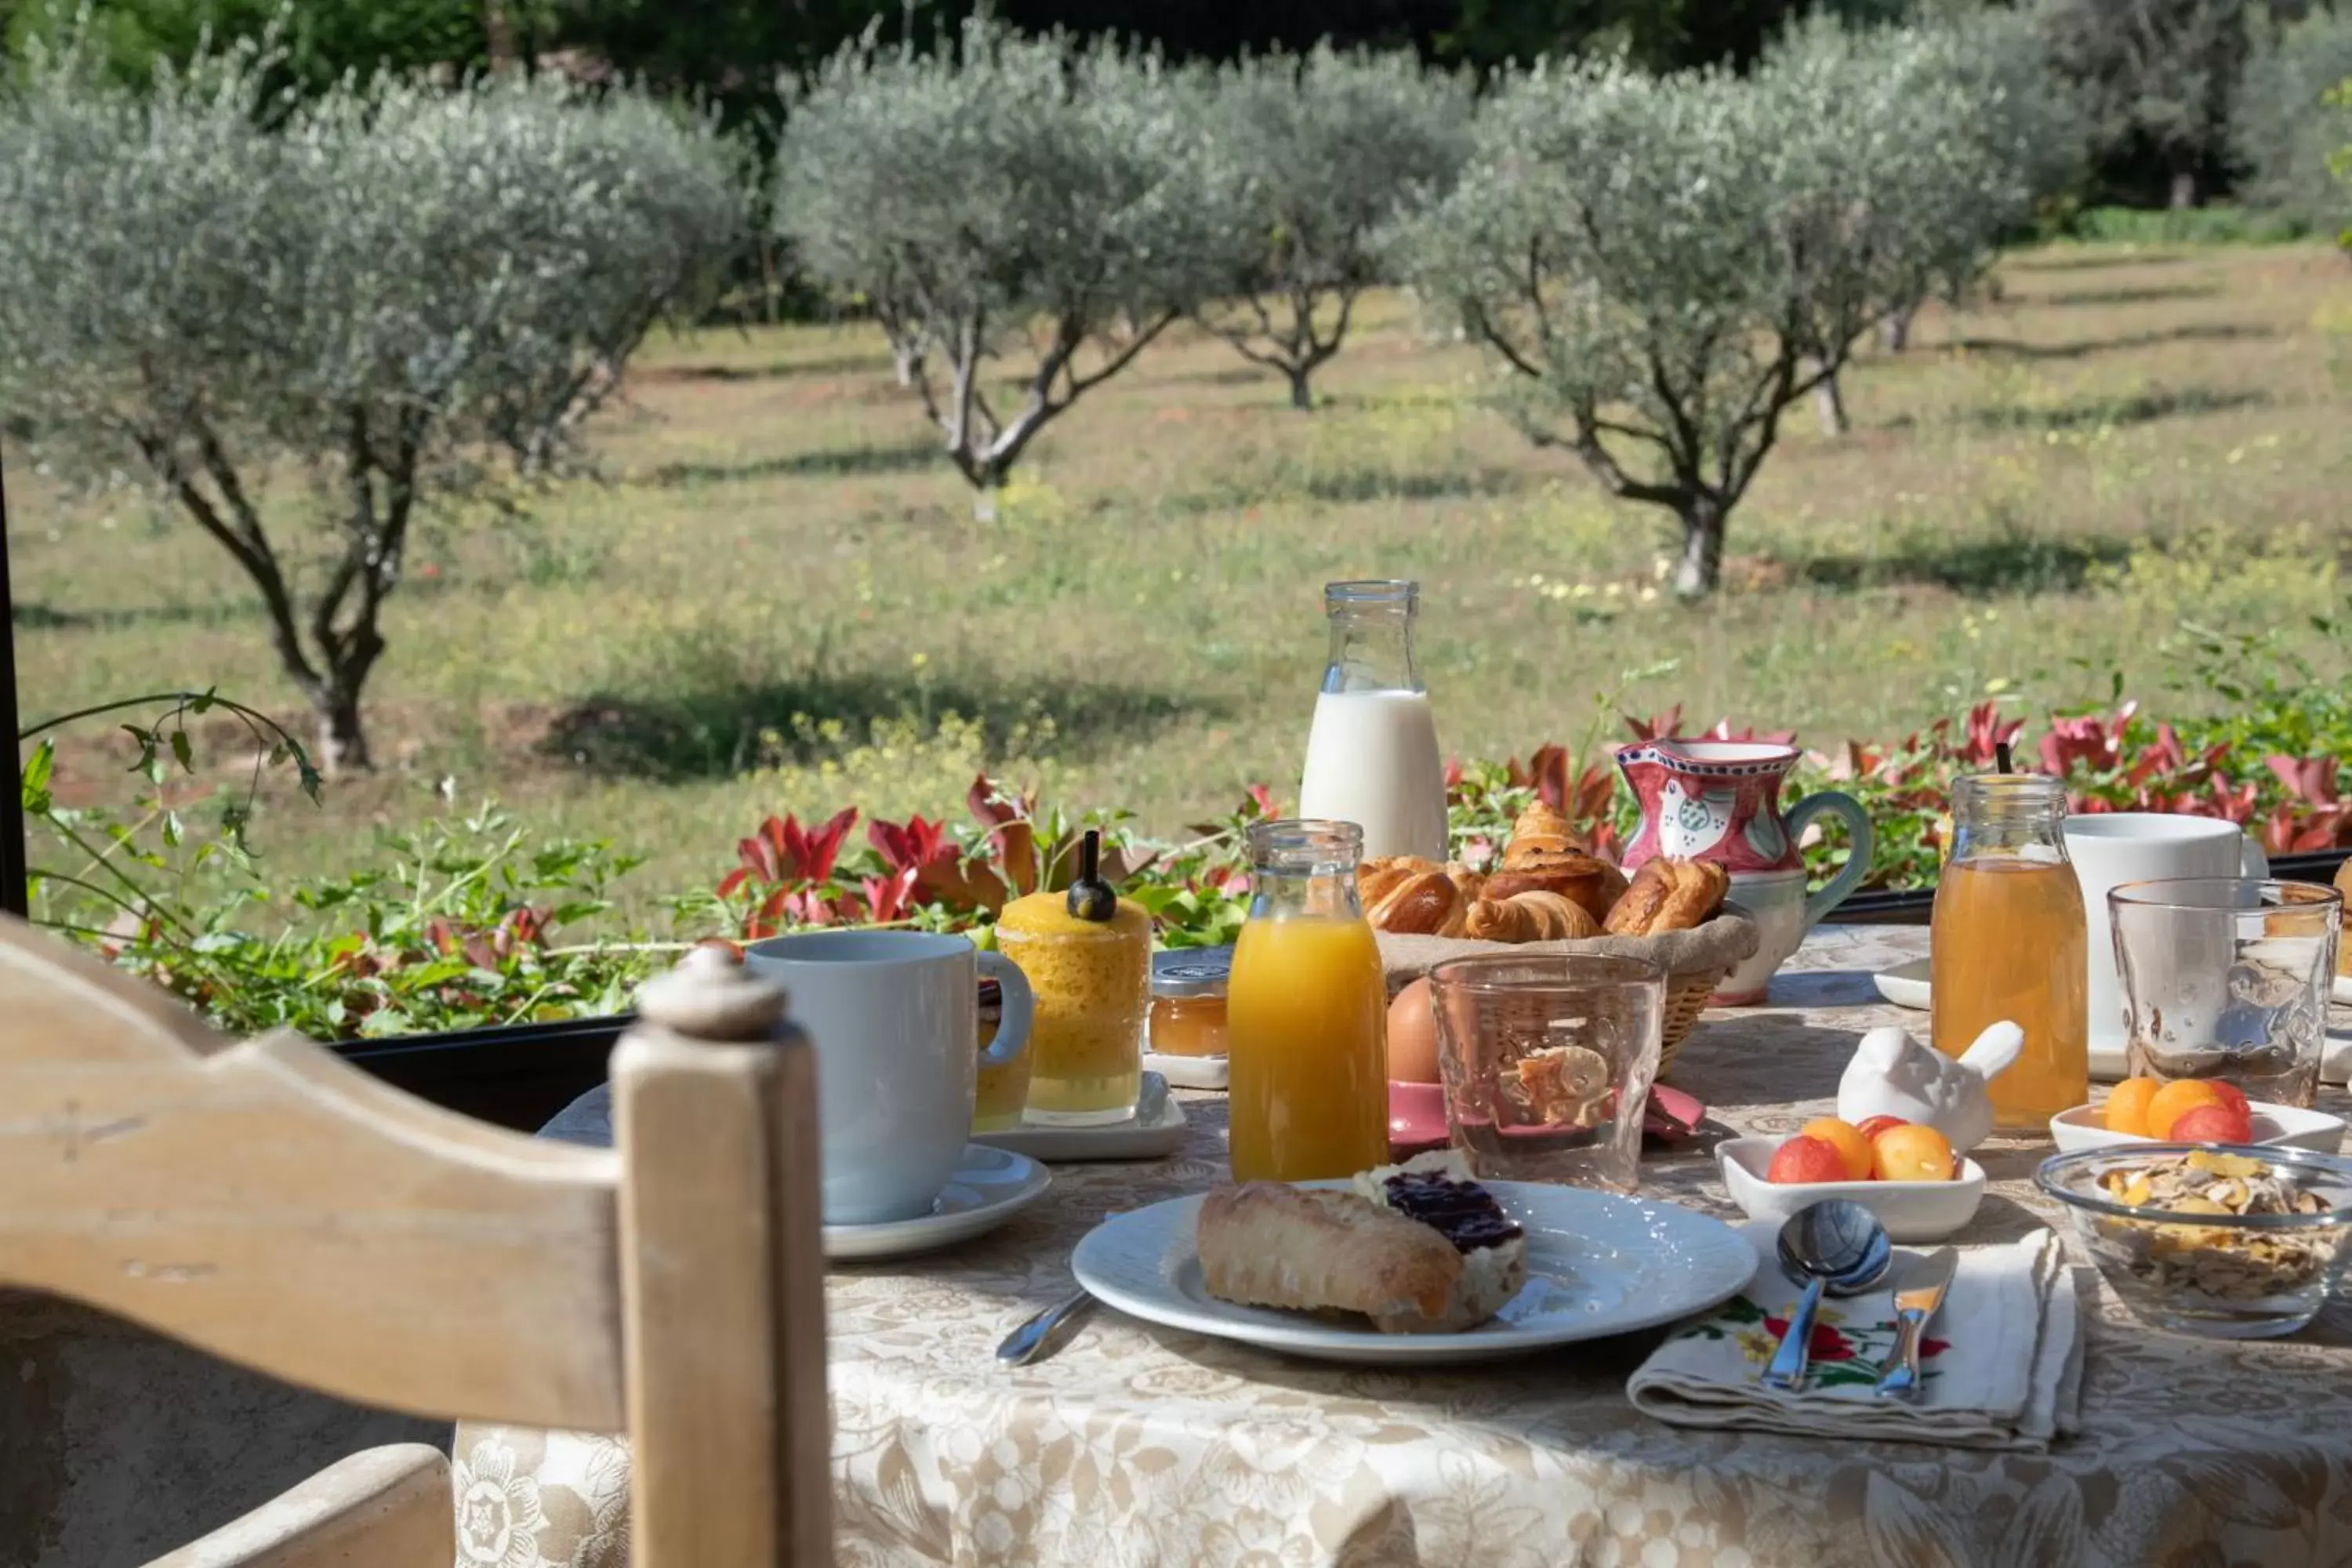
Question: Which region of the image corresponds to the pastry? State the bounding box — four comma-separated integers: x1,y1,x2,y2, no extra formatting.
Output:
1366,868,1468,937
1359,856,1443,913
1501,802,1581,866
1196,1152,1526,1335
1603,858,1730,935
1444,864,1487,906
1483,852,1627,927
1198,1182,1466,1331
1465,891,1602,942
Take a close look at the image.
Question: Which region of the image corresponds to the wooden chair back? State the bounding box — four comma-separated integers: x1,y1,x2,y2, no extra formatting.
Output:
0,918,829,1566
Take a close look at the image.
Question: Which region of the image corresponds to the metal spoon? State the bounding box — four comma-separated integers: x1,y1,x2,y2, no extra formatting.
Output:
996,1290,1095,1367
1759,1200,1892,1393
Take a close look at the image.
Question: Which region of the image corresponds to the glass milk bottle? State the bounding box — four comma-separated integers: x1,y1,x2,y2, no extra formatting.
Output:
1931,773,2089,1129
1297,580,1449,863
1228,819,1391,1182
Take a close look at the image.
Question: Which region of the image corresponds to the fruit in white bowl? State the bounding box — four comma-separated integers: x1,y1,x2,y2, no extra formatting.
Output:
2048,1094,2345,1156
1718,1121,1984,1243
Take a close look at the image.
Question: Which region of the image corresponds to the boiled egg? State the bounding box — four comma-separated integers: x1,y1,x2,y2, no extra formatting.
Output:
1386,976,1442,1083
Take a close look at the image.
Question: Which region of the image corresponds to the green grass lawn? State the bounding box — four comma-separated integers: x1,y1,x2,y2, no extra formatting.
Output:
13,240,2352,922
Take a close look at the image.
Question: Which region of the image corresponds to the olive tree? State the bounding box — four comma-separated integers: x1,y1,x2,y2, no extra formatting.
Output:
2039,0,2246,209
1397,51,1975,598
1189,45,1472,411
2235,8,2352,237
0,40,745,772
775,18,1224,517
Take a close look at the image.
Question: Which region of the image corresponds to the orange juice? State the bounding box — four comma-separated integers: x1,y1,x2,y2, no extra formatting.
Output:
1932,857,2088,1128
1227,914,1389,1181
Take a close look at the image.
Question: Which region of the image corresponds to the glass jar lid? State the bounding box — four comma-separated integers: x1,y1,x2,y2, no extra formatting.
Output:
1151,946,1232,999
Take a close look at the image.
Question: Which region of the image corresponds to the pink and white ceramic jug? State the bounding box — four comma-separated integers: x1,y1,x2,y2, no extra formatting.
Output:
1614,739,1875,1004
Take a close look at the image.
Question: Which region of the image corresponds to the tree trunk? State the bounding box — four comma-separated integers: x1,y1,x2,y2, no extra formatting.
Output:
1287,366,1314,412
1881,306,1915,354
1814,370,1849,438
892,343,922,389
971,478,1002,524
1672,496,1726,601
314,685,372,776
2169,168,2198,210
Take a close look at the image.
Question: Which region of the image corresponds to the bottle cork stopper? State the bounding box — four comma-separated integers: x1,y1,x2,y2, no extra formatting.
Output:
636,942,790,1043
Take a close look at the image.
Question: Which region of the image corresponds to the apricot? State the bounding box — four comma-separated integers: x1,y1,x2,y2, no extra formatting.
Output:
1854,1114,1910,1142
2145,1079,2229,1141
1799,1117,1875,1182
2207,1081,2251,1119
1871,1123,1958,1182
2168,1103,2255,1145
2103,1077,2160,1138
1767,1135,1852,1185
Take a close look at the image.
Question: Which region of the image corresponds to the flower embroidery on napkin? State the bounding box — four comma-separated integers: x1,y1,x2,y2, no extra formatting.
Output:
1673,1296,1951,1391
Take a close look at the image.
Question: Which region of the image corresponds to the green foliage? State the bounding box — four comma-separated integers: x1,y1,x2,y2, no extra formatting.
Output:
773,15,1225,506
2234,9,2352,237
1189,45,1472,408
2054,201,2312,244
0,28,747,768
5,0,520,92
2036,0,2246,205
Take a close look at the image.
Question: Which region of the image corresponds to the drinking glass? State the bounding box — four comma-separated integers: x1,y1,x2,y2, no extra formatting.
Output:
2111,878,2343,1108
1428,953,1664,1194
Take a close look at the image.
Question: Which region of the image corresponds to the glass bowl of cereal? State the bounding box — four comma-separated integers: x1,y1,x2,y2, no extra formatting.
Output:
2037,1145,2352,1338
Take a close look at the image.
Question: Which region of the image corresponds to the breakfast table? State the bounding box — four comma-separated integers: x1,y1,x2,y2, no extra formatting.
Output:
452,925,2352,1568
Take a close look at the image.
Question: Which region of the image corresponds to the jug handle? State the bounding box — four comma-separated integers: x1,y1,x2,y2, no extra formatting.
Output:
1787,790,1875,929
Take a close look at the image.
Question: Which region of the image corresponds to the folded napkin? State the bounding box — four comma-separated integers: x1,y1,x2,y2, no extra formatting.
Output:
1628,1224,2085,1452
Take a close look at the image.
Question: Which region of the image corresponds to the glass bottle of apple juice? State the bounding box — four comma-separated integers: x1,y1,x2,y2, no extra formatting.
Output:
1931,773,2088,1129
1227,818,1391,1182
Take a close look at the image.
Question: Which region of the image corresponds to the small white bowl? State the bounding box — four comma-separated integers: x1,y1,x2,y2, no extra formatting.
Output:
2049,1100,2346,1156
1715,1136,1986,1243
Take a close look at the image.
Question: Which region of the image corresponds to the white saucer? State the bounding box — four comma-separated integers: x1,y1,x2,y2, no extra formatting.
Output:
975,1073,1189,1162
1872,958,1932,1011
1071,1181,1753,1365
1141,1050,1228,1091
824,1144,1051,1261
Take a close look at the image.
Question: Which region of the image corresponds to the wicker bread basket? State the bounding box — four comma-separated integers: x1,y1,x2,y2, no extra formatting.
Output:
1374,904,1758,1076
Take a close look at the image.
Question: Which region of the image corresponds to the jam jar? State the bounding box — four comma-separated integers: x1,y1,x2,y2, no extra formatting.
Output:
1148,948,1233,1058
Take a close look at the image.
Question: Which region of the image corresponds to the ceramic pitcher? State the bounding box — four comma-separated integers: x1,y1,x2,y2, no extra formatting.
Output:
1615,739,1874,1004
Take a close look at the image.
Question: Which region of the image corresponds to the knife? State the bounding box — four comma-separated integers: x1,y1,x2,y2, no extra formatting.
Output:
1873,1247,1956,1401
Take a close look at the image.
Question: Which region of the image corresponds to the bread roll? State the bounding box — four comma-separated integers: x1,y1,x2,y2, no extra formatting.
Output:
1198,1183,1463,1331
1603,858,1730,935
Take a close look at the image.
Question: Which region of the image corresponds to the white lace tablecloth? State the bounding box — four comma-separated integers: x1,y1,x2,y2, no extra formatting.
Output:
453,926,2352,1568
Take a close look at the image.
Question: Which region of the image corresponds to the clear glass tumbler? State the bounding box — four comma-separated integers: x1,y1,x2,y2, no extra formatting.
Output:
2111,877,2343,1108
1428,953,1664,1194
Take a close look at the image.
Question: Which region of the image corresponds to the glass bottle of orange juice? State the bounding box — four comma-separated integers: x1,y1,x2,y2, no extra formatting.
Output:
1228,818,1390,1181
1931,773,2088,1129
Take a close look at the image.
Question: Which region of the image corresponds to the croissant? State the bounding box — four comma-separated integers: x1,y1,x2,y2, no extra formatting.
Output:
1483,851,1627,927
1464,891,1602,943
1502,802,1581,867
1604,858,1730,936
1367,869,1468,937
1359,857,1443,915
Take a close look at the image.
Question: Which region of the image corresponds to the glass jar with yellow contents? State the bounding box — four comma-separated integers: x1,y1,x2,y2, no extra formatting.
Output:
996,831,1150,1126
1147,949,1231,1059
971,978,1034,1132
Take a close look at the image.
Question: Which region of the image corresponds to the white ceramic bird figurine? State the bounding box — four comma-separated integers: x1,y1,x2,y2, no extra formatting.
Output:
1834,1021,2024,1153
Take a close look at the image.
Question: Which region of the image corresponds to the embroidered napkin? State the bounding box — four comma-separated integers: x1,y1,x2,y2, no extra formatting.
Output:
1628,1224,2086,1452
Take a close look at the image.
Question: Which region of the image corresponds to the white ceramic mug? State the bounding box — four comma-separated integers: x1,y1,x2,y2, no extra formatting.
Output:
2064,814,2268,1061
746,930,1033,1226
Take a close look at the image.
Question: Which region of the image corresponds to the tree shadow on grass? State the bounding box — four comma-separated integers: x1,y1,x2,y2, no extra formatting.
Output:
643,439,942,488
2004,251,2189,273
2033,281,2222,307
1946,321,2276,361
1783,532,2136,597
1166,464,1522,514
636,350,892,383
1896,385,2270,436
543,667,1221,782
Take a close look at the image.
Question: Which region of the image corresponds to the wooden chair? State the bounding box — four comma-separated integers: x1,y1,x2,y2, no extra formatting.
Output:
0,918,830,1566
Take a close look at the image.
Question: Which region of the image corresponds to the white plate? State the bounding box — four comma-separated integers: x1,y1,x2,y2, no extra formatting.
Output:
1142,1050,1229,1091
975,1075,1189,1162
1715,1137,1986,1243
2049,1099,2347,1155
1069,1181,1754,1365
824,1144,1051,1261
1872,958,1932,1011
2337,974,2352,1006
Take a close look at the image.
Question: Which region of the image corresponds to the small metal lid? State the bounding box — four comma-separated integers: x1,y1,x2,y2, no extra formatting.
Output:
1151,946,1232,999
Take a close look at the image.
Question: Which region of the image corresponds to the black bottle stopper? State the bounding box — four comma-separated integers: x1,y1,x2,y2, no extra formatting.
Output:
1065,829,1117,923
